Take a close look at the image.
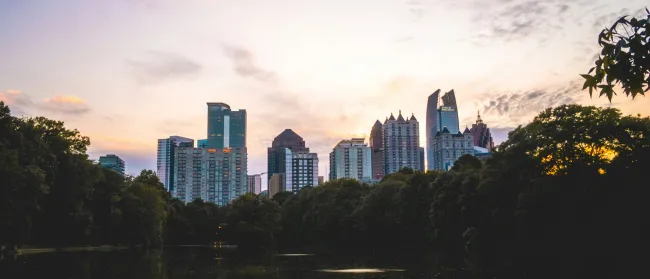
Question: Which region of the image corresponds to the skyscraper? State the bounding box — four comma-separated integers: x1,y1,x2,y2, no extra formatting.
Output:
369,120,384,179
438,106,460,134
426,89,440,171
382,111,423,174
431,127,474,171
99,154,125,175
157,136,194,192
247,174,262,194
470,112,495,152
173,147,247,206
268,173,284,198
267,129,308,182
329,138,372,182
206,102,246,149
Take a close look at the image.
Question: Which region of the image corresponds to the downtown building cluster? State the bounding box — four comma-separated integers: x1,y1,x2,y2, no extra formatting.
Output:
151,89,495,205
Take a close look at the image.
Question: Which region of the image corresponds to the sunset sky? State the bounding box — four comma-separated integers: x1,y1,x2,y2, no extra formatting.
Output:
1,0,648,189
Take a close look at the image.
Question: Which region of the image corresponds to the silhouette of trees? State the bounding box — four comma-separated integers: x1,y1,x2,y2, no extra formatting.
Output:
582,9,650,100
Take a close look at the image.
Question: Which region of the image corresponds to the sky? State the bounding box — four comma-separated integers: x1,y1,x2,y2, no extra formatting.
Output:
1,0,649,189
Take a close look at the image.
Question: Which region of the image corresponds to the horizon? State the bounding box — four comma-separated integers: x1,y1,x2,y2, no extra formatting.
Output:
1,0,649,190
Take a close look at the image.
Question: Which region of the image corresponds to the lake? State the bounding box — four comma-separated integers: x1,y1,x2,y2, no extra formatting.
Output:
0,246,459,279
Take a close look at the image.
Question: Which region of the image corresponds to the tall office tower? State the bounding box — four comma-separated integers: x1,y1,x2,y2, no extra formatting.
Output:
282,148,319,193
206,102,246,149
382,111,423,174
267,129,309,182
441,89,458,110
438,106,460,134
431,127,475,171
99,154,126,175
268,173,284,198
247,174,262,194
157,136,194,193
329,138,372,182
470,112,495,152
426,89,441,171
173,147,247,206
369,120,385,179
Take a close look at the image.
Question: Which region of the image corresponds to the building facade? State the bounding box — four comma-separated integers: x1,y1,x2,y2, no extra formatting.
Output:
267,129,309,183
382,111,423,174
157,136,194,192
470,112,495,152
426,89,440,171
318,176,324,185
173,147,247,206
284,149,319,193
99,154,125,175
329,138,372,182
431,127,475,171
247,174,262,194
197,139,208,148
438,106,460,134
268,173,284,198
206,102,246,149
369,120,384,179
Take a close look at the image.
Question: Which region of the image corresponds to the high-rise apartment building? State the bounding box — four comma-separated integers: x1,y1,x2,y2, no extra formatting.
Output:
382,111,423,174
426,89,441,172
99,154,125,175
173,147,247,206
431,127,475,171
247,174,262,194
369,120,384,179
157,136,194,192
206,102,246,149
470,112,495,152
267,129,309,182
283,148,319,193
329,138,372,182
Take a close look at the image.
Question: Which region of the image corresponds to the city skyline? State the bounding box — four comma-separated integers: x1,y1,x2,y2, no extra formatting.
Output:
2,0,649,187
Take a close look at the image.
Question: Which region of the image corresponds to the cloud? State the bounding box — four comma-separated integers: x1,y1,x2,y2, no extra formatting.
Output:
41,95,91,115
221,45,278,84
126,51,202,85
472,80,584,127
0,90,33,116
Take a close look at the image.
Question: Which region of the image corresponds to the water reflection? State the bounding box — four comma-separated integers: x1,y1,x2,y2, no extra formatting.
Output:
318,268,406,273
0,247,446,279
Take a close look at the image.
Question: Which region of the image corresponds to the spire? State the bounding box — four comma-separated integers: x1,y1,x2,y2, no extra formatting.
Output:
388,113,395,121
477,111,483,124
441,126,450,134
464,126,471,134
410,113,417,121
397,110,405,121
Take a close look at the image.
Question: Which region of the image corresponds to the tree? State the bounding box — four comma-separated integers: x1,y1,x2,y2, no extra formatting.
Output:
581,9,650,100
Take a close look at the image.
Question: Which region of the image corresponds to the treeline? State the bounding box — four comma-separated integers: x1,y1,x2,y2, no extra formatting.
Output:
2,102,650,276
0,102,227,248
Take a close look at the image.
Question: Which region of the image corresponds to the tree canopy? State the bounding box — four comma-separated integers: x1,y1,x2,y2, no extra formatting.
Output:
582,9,650,100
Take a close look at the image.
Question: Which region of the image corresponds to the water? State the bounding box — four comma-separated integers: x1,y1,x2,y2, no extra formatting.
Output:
0,247,445,279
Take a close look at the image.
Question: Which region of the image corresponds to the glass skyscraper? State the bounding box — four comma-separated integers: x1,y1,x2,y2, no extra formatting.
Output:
207,102,246,149
99,154,126,175
438,106,460,134
426,89,460,170
157,136,194,193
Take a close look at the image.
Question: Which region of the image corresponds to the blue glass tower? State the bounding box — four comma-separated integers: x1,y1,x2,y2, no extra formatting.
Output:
207,102,246,149
438,106,460,134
